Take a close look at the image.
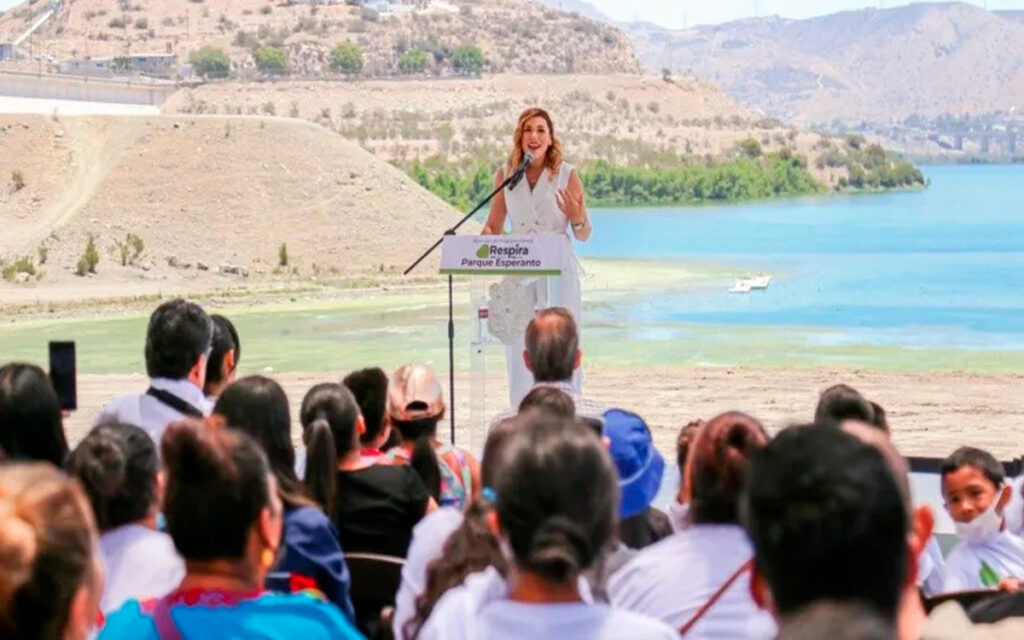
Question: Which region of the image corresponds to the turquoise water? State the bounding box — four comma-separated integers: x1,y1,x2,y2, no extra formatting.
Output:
580,165,1024,355
2,165,1021,373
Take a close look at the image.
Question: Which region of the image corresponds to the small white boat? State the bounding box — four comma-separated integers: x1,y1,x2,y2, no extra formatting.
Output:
746,274,772,289
729,281,752,294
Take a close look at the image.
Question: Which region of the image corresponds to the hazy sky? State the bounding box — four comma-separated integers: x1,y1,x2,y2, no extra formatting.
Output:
587,0,1024,28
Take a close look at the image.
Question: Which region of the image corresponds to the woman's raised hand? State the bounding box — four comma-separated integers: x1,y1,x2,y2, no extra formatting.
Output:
556,188,585,224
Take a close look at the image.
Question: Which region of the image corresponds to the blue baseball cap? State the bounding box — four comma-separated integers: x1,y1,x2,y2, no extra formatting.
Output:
603,408,665,519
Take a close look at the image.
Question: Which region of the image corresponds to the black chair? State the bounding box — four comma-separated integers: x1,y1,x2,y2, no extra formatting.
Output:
923,588,999,614
346,552,405,640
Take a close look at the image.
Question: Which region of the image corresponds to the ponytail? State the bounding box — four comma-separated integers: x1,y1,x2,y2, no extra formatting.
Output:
299,382,363,520
406,497,506,640
525,515,592,583
409,434,441,502
304,418,337,519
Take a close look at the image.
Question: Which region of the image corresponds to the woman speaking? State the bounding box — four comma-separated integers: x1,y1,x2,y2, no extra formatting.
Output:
481,108,590,404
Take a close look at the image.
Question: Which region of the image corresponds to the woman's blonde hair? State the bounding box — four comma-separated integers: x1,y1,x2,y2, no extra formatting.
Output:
0,463,98,640
506,107,562,179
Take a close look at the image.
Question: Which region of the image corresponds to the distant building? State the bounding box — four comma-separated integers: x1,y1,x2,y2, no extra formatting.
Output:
59,53,177,78
0,43,14,60
59,57,112,77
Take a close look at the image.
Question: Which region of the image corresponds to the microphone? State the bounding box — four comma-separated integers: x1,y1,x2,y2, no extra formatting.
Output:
507,152,534,190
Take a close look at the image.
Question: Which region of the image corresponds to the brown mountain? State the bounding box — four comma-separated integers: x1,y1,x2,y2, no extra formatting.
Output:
619,2,1024,126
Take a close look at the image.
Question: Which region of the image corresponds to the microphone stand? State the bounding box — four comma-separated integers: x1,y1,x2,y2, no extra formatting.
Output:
404,166,527,444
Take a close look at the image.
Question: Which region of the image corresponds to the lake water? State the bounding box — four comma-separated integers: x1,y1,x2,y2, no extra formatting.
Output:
579,164,1024,368
1,165,1021,374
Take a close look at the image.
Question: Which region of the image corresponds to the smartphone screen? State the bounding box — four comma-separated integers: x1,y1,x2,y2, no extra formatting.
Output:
48,341,77,411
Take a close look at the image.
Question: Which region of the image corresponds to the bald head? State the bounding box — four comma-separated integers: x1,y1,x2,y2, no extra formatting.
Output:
524,307,580,383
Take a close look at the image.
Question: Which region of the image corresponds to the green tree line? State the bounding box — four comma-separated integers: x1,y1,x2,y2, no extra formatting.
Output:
406,153,824,210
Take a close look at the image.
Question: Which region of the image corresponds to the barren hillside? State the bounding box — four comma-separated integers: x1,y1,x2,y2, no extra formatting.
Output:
0,113,461,298
0,0,638,76
615,2,1024,126
162,73,851,187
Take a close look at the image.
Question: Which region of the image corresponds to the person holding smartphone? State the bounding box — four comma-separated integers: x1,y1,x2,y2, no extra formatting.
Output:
95,299,214,444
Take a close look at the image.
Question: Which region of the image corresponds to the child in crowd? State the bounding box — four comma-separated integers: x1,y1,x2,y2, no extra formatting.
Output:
940,446,1024,592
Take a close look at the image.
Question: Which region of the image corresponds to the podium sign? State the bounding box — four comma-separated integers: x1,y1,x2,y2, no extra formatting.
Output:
440,235,562,276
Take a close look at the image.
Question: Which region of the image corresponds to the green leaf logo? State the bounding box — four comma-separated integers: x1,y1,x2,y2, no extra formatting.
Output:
476,245,489,259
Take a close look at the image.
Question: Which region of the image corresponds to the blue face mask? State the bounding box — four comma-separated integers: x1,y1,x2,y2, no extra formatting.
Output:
156,512,167,532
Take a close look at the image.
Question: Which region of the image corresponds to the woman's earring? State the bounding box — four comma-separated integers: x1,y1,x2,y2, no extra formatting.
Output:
261,548,275,569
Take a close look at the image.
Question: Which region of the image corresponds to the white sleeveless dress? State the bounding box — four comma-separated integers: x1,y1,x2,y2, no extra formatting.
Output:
500,161,583,405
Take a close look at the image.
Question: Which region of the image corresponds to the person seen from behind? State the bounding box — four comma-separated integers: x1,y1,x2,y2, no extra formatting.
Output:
203,314,240,402
67,422,184,614
609,411,775,638
939,446,1024,592
0,463,104,640
741,424,910,630
0,362,69,466
417,412,677,640
213,376,355,622
343,367,393,461
300,382,435,558
95,299,213,443
98,420,361,639
385,364,480,510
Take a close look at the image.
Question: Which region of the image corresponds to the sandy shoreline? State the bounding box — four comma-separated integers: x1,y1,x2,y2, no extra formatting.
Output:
66,365,1024,461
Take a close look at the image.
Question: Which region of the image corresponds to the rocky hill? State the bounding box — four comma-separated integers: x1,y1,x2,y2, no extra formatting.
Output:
0,0,638,76
621,2,1024,127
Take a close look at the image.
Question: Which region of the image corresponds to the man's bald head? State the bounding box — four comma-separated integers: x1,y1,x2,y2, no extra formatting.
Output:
524,307,580,383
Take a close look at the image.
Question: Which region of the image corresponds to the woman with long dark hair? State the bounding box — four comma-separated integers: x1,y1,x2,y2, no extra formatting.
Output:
0,362,69,466
213,376,355,622
300,382,435,558
481,107,591,405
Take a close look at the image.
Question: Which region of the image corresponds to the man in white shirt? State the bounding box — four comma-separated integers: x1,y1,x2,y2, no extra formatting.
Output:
490,307,604,428
938,446,1024,592
95,299,214,443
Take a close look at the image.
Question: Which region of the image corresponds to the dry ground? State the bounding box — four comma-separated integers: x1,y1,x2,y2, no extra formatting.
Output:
65,366,1024,461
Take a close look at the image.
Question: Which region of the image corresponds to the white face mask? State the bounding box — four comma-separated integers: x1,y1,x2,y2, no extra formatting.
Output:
954,498,1003,543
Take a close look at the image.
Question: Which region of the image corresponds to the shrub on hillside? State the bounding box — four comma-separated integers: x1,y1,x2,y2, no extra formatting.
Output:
254,46,289,75
134,16,147,29
279,242,288,267
452,45,484,75
189,46,230,78
76,235,99,276
329,42,363,74
108,16,126,28
398,49,428,74
735,137,763,159
115,233,145,266
260,4,271,15
11,169,25,191
1,256,35,283
360,7,379,22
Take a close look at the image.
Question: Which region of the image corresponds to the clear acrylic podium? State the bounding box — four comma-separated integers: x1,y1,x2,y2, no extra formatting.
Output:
440,234,563,453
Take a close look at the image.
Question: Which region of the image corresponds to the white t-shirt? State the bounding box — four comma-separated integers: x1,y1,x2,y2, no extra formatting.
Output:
418,567,677,640
941,529,1024,593
1004,477,1024,536
608,524,776,639
94,378,211,444
99,524,185,613
392,507,465,638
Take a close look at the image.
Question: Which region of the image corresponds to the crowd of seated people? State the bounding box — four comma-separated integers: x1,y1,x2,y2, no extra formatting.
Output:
2,297,1024,640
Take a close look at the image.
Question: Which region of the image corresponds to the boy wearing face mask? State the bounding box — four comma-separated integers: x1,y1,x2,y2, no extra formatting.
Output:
939,446,1024,592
